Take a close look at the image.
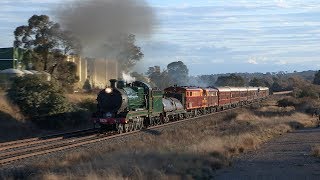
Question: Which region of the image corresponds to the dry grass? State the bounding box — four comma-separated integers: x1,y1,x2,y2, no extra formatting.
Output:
2,98,318,179
0,93,24,121
311,144,320,157
0,93,42,142
65,93,96,104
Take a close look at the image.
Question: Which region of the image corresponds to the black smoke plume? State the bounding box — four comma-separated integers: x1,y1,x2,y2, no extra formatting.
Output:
56,0,155,58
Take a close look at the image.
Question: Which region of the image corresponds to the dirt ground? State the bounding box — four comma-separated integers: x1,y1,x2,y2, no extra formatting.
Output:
214,127,320,180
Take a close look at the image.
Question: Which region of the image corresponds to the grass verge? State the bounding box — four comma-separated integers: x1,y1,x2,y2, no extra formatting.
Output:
311,145,320,157
1,98,317,179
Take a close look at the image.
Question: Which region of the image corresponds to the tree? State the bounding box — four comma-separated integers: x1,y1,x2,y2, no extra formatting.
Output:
249,78,269,87
215,74,245,87
14,15,80,74
146,69,170,90
119,34,144,72
56,61,79,92
131,72,149,83
7,75,71,118
313,70,320,85
167,61,189,86
102,34,143,74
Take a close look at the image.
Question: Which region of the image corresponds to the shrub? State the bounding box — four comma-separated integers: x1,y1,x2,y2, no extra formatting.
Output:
78,98,97,112
311,145,320,157
298,89,319,98
7,75,71,119
82,79,92,92
277,98,297,107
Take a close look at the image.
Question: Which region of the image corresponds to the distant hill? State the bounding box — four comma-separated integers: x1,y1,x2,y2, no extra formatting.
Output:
189,70,318,87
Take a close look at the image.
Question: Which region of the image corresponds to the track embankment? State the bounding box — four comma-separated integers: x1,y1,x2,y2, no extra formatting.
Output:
0,104,246,166
214,127,320,180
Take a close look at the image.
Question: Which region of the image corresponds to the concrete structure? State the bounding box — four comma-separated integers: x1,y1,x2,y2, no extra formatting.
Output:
67,55,119,89
0,68,24,89
86,58,118,88
0,47,26,70
0,47,120,89
66,55,87,86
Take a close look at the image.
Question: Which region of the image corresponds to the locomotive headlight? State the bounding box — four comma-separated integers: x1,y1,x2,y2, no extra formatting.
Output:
105,88,113,94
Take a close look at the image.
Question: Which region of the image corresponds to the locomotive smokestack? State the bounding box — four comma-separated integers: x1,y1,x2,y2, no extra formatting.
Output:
110,79,117,88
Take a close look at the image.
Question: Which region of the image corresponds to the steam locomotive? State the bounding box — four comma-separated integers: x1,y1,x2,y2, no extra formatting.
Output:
92,79,269,133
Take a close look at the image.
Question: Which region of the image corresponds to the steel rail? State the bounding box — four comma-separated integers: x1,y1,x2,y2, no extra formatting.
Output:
0,128,97,152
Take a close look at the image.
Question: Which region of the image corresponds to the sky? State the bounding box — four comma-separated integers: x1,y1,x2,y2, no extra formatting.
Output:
1,0,320,75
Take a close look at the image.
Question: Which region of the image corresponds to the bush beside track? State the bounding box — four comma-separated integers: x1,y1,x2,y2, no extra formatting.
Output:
0,76,97,142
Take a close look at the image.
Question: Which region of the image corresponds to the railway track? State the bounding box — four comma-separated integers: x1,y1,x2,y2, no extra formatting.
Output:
0,101,263,166
0,128,97,151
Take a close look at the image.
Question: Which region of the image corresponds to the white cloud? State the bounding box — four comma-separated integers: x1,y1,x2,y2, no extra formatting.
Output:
248,57,258,65
275,0,289,8
1,0,320,74
276,60,288,65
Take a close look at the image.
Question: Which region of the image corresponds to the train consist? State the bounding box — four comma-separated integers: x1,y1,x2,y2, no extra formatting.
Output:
92,79,269,133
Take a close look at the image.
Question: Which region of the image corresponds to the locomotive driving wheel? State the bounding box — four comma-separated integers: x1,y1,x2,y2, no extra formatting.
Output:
164,116,170,123
157,117,163,125
124,124,129,132
117,124,124,134
135,117,143,130
129,122,134,131
184,113,190,119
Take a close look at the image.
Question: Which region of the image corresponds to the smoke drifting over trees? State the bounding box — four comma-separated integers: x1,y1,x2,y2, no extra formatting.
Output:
56,0,155,73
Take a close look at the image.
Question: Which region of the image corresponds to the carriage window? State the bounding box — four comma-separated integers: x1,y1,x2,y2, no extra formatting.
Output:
186,92,189,96
190,92,193,96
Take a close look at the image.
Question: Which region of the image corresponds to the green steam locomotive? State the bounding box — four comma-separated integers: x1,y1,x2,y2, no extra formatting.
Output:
92,79,185,133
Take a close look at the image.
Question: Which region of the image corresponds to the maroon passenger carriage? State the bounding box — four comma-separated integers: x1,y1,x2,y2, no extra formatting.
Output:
202,87,219,113
230,87,240,107
216,87,231,110
247,87,258,101
164,86,207,117
258,87,269,99
164,85,269,118
239,87,248,105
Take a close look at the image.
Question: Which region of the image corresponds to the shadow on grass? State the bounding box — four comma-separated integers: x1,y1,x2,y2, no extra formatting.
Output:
141,129,162,136
287,121,305,129
32,110,91,130
252,110,295,118
0,111,38,143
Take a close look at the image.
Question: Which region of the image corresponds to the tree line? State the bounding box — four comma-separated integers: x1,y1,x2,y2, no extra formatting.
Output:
143,60,320,100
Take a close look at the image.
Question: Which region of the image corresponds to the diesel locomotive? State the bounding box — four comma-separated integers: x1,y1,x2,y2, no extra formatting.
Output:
92,79,269,133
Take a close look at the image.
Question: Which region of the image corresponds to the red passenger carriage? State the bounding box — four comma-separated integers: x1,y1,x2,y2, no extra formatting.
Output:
239,87,248,105
164,86,205,116
216,87,231,109
258,87,269,99
247,87,258,101
230,87,240,106
203,87,219,112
